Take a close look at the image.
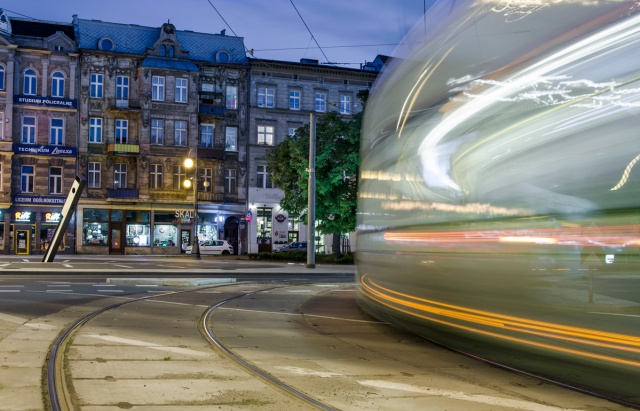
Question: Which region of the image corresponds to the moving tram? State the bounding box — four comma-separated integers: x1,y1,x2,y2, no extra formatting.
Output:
356,0,640,406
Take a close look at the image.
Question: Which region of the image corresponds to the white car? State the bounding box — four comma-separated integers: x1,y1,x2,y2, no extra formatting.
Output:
186,240,234,255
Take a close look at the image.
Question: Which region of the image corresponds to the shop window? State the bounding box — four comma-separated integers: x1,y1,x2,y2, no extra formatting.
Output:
126,224,150,246
152,213,178,247
82,208,109,245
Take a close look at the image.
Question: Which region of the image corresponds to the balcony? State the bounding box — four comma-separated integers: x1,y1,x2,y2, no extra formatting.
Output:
107,98,142,112
198,104,226,117
108,143,140,154
107,188,139,199
198,147,225,160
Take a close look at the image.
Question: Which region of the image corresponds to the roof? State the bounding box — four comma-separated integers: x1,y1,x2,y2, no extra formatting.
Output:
142,57,198,72
11,18,75,40
75,18,247,64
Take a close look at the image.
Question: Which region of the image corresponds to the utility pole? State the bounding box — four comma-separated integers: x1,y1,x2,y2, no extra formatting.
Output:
307,113,316,269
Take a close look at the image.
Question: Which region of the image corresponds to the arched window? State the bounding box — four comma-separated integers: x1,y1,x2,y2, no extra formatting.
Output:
160,45,166,57
51,72,65,98
24,69,37,95
169,45,175,57
0,65,5,91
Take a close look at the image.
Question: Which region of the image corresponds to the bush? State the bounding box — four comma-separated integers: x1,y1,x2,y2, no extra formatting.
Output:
247,251,354,264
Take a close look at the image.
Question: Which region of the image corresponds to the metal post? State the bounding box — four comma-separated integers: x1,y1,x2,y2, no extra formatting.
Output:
307,113,316,268
192,146,201,260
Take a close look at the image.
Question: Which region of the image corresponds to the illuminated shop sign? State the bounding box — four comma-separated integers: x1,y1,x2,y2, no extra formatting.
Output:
14,211,34,222
174,209,194,223
15,195,66,205
14,144,77,157
44,212,62,223
14,94,78,109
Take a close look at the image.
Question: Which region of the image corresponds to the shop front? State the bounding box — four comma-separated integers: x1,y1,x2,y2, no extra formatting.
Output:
78,203,244,255
8,202,73,255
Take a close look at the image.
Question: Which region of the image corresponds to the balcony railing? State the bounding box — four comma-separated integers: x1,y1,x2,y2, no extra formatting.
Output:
198,104,226,116
108,143,140,154
107,188,139,198
107,98,142,111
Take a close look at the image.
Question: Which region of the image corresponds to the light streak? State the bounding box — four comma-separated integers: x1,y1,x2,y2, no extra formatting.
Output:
360,274,640,367
611,152,640,191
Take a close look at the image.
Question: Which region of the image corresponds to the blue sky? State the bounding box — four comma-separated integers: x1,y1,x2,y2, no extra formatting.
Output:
1,0,429,68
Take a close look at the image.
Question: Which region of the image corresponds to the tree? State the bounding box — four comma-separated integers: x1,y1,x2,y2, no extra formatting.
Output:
267,91,368,256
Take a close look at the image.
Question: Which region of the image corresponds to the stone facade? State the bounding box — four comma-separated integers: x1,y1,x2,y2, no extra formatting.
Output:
0,12,79,255
247,58,377,253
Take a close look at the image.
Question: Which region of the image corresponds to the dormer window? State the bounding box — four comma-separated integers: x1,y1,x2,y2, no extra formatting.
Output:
216,50,230,63
98,37,114,51
160,45,166,57
169,45,174,57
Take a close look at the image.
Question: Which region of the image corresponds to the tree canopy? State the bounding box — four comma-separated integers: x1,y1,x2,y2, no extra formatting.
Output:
266,91,367,247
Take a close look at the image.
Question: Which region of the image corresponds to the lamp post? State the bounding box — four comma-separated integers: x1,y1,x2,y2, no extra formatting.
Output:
184,148,200,260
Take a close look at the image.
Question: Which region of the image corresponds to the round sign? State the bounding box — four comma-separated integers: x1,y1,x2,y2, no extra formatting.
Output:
275,214,286,223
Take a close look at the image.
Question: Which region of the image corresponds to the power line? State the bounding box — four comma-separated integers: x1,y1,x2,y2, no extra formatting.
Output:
288,0,331,65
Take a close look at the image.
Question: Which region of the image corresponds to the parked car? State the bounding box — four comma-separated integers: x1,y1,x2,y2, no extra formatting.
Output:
274,241,308,253
186,240,234,255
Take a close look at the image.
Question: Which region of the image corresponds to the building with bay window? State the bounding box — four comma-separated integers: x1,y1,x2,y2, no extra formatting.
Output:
0,11,80,255
74,17,248,255
247,58,377,254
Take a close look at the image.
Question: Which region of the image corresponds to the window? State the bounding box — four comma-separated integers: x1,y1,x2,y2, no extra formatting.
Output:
0,65,5,91
225,127,237,151
258,87,275,108
200,124,213,148
88,162,101,188
175,121,187,146
98,37,114,51
225,169,236,194
257,125,274,145
24,69,37,95
51,72,65,98
226,85,238,109
152,76,165,101
49,118,63,145
340,95,351,114
315,92,326,112
288,127,297,137
257,165,272,188
90,73,103,98
202,167,212,192
289,90,301,110
160,45,166,57
173,165,186,190
114,163,127,189
151,119,164,145
49,166,62,194
21,165,35,193
116,76,129,106
22,116,36,144
115,119,128,144
89,118,102,143
150,164,163,189
257,207,272,238
175,78,187,103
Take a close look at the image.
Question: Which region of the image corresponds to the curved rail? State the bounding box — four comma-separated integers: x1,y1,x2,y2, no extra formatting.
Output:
198,290,338,411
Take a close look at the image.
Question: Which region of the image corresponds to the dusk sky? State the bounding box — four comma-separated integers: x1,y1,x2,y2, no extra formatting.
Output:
1,0,430,68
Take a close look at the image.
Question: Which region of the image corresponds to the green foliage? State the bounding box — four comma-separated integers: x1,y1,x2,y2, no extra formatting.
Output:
266,92,367,244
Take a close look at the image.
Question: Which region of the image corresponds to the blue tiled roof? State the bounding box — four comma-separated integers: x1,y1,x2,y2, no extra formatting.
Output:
142,57,198,71
75,19,247,64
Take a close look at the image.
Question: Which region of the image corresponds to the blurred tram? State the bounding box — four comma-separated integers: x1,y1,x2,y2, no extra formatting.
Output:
357,0,640,406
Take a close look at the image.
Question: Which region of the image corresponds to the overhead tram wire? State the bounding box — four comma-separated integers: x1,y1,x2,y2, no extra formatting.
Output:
288,0,332,66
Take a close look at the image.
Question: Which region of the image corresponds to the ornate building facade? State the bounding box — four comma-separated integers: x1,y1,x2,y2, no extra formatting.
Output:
74,17,249,255
0,11,79,255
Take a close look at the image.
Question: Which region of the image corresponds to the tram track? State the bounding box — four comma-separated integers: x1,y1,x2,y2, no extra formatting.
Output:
46,284,335,411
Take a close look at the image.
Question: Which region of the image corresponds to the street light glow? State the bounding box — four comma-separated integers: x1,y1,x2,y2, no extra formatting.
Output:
184,158,194,168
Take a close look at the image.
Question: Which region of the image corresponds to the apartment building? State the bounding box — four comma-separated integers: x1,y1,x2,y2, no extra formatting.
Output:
247,58,377,254
74,17,249,255
0,10,79,255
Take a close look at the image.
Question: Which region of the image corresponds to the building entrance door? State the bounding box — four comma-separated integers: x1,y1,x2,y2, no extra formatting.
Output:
15,229,30,255
181,230,190,253
110,224,124,254
224,217,239,255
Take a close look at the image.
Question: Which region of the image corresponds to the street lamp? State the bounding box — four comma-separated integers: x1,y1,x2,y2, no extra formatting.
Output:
184,149,201,260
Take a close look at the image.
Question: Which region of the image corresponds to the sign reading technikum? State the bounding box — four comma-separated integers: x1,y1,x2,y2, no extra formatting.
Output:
14,144,77,157
14,94,78,109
